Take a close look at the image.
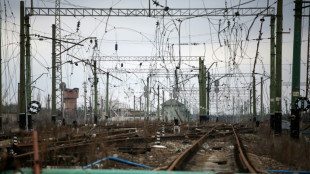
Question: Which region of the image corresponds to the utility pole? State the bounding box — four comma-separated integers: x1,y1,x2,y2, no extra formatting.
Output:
250,89,252,120
25,15,31,111
94,60,98,124
307,8,310,99
51,25,57,123
140,95,141,111
83,82,87,123
157,85,160,119
175,68,178,99
101,97,104,120
290,0,302,138
261,77,263,122
19,1,26,130
198,57,206,122
216,86,219,120
148,0,151,17
25,15,32,130
243,101,246,121
274,0,283,135
89,96,92,122
146,76,150,119
61,83,65,124
55,0,62,114
270,15,276,130
106,72,109,119
207,72,210,120
285,100,288,115
0,0,2,131
203,65,207,120
47,94,50,110
134,95,136,111
162,90,164,121
199,58,203,121
233,97,235,123
253,76,256,121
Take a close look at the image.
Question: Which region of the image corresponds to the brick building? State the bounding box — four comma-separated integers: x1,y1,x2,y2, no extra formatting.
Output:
64,88,79,113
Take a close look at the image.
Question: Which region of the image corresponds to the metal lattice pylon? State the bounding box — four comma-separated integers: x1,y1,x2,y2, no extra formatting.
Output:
55,0,63,114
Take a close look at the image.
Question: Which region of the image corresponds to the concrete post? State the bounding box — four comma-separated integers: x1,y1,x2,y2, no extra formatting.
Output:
19,1,26,130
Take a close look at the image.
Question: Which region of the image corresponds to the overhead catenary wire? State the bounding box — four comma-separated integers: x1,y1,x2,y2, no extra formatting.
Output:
1,0,297,117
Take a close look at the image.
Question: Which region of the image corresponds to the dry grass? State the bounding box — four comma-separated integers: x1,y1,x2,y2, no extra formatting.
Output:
255,122,310,170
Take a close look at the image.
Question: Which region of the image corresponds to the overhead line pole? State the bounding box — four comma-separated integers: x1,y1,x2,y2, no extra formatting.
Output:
175,69,179,95
290,0,302,139
198,58,207,123
253,76,256,121
162,90,165,121
203,65,207,121
304,0,310,127
261,76,263,122
270,15,276,130
100,97,103,121
25,15,32,130
157,85,160,120
147,76,150,119
83,82,87,123
94,60,98,124
51,24,56,123
199,58,203,122
148,0,150,17
19,1,26,130
233,97,235,122
207,72,210,120
55,0,62,121
25,16,31,105
250,89,252,120
307,8,310,99
106,72,109,119
0,0,2,131
275,0,283,134
140,96,141,112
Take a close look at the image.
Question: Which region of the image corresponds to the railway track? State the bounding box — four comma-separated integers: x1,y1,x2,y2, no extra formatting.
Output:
167,124,257,173
14,131,205,159
6,122,257,170
2,122,308,171
12,124,208,168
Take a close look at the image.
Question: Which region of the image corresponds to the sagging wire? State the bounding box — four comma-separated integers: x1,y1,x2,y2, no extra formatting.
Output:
246,1,277,41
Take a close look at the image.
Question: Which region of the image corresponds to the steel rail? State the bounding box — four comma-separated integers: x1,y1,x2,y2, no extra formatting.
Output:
14,133,203,158
232,125,257,174
167,127,216,171
167,125,256,172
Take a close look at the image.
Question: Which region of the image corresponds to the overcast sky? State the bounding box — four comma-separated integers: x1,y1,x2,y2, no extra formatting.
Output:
1,0,309,116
